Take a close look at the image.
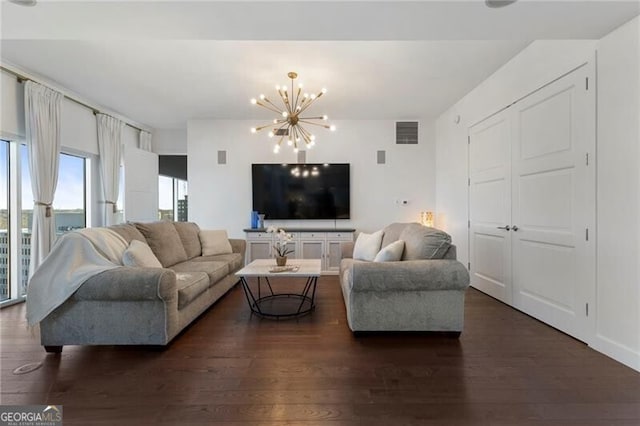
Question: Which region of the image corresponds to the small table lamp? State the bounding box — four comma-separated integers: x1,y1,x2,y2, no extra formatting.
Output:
420,211,434,228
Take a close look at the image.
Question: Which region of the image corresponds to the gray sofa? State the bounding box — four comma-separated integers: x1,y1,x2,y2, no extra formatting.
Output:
339,223,470,333
40,221,245,352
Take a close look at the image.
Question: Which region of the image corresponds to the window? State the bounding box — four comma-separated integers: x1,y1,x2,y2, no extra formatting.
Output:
20,145,31,295
1,144,89,305
54,153,86,234
0,141,9,302
158,176,188,222
115,165,125,224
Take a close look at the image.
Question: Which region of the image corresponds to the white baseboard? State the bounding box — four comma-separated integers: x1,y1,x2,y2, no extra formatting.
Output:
591,334,640,372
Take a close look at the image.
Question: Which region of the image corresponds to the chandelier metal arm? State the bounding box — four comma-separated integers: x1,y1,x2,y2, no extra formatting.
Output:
297,93,323,115
296,125,313,143
298,119,331,129
293,87,301,112
278,89,292,115
261,97,284,113
255,101,283,115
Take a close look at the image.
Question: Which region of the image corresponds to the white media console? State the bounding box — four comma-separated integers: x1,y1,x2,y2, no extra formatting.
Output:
244,228,355,274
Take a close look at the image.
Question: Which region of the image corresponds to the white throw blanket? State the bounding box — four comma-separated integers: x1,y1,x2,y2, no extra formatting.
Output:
26,228,128,326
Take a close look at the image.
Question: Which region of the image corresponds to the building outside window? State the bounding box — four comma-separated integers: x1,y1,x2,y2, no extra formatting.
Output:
0,141,9,302
158,175,188,222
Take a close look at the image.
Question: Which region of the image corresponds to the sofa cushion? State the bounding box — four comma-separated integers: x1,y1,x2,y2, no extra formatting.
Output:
192,253,243,272
170,260,229,285
353,230,384,261
135,221,189,267
176,272,210,309
122,240,162,268
380,223,410,248
200,230,233,256
400,224,451,260
374,240,405,262
173,222,202,259
109,223,147,243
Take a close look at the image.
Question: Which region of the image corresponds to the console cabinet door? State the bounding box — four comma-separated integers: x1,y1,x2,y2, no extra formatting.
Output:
300,240,325,269
248,241,271,261
325,241,343,272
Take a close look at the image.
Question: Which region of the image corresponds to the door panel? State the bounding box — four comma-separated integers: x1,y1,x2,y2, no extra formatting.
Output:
518,168,574,230
326,241,342,272
511,65,595,342
469,111,512,303
519,87,574,160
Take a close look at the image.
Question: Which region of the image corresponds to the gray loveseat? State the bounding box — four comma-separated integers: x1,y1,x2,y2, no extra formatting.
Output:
40,221,245,352
340,223,470,334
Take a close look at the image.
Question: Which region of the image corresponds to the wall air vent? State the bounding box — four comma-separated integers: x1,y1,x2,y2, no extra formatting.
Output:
396,121,418,144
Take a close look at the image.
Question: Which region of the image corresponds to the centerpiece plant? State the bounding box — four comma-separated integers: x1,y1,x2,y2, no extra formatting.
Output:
266,226,294,265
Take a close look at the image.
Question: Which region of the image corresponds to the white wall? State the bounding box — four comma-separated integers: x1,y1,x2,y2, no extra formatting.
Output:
154,128,187,154
188,119,436,239
436,26,640,371
124,145,159,222
592,16,640,370
0,70,25,140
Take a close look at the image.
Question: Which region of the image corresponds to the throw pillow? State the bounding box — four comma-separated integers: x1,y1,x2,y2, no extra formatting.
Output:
122,240,162,268
374,239,405,262
134,221,189,267
173,222,202,259
353,230,384,261
200,230,233,256
400,223,452,260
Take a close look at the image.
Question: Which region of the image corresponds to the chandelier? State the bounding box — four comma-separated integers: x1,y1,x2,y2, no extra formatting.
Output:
250,71,335,153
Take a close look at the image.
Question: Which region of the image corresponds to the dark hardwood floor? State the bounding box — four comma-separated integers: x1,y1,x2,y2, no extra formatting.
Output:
1,277,639,425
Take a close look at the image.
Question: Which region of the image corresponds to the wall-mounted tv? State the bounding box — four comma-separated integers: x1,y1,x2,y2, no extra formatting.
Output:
252,163,350,220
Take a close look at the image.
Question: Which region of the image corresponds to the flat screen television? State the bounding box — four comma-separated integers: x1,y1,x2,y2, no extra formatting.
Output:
252,163,350,220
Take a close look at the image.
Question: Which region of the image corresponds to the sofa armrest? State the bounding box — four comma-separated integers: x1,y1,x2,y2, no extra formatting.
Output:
229,239,246,255
350,259,469,293
74,267,177,302
341,241,354,259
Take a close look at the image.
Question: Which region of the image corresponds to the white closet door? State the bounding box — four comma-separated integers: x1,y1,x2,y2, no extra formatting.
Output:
469,111,513,304
511,65,595,341
124,146,159,222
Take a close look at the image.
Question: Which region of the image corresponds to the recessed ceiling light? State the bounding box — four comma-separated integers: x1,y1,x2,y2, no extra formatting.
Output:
9,0,37,6
485,0,517,8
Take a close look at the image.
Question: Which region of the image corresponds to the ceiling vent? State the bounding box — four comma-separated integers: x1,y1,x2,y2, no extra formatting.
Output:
396,122,418,144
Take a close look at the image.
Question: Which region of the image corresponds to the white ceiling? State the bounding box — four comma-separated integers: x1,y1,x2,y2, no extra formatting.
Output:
1,1,638,129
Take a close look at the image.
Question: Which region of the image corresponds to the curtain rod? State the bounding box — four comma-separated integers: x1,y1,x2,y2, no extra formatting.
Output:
0,65,147,133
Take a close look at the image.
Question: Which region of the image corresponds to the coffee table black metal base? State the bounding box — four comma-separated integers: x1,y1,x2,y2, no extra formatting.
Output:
240,276,318,319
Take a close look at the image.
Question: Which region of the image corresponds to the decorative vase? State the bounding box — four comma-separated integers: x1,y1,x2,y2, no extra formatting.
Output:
276,256,287,266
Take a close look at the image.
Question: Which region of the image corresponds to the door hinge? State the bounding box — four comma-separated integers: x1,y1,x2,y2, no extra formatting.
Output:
586,152,589,166
468,178,471,186
586,303,589,316
468,136,471,144
585,77,589,90
586,228,589,241
467,262,471,270
468,220,471,228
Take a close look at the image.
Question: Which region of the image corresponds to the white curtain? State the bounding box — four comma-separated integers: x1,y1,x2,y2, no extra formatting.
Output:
25,81,63,277
97,114,124,226
139,131,152,151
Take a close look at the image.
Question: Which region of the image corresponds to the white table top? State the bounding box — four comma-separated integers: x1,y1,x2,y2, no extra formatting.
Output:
235,259,321,277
